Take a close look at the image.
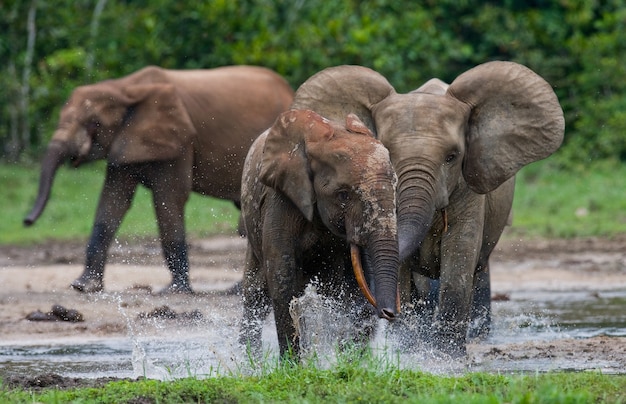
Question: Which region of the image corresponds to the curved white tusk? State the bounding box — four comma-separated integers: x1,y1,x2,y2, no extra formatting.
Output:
350,243,378,309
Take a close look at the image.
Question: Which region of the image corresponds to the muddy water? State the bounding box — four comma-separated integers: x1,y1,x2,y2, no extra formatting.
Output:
492,290,626,341
1,236,625,380
1,287,624,379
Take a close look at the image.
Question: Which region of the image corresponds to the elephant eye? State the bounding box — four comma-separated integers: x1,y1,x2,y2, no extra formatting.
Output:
445,152,458,163
336,190,350,204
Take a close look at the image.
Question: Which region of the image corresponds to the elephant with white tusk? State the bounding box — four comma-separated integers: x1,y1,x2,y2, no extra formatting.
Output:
24,65,294,294
238,109,400,360
290,61,565,356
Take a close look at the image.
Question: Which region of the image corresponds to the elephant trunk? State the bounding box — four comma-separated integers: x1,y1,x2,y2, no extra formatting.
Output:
370,236,400,319
352,236,400,321
24,140,69,226
396,166,439,261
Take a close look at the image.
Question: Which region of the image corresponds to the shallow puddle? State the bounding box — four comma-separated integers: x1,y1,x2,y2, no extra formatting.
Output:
491,289,626,342
0,327,268,380
1,288,624,380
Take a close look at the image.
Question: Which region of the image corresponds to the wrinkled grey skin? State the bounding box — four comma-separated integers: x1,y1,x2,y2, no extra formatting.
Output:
239,109,399,359
405,77,513,341
290,61,565,356
24,65,293,294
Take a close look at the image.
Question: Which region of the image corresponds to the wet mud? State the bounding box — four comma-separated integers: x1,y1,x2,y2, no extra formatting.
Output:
1,233,625,389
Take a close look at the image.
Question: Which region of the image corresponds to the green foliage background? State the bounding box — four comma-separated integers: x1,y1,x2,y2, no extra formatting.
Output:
2,0,625,166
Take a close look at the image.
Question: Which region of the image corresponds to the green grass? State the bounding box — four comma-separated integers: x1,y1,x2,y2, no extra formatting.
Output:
511,158,626,238
1,354,625,403
0,161,239,245
2,158,625,246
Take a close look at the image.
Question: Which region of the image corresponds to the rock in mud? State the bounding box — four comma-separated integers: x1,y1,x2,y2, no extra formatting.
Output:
25,304,84,322
137,305,203,321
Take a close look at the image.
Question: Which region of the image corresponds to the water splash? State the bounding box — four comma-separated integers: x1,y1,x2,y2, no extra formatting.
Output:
287,285,470,374
2,283,625,379
289,283,379,368
96,292,159,378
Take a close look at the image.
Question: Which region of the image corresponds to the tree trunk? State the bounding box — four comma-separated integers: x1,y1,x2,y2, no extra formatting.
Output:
18,0,37,158
86,0,108,76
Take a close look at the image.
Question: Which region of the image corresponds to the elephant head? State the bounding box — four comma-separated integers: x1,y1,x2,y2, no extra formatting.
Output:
291,62,565,260
259,109,400,320
24,67,196,226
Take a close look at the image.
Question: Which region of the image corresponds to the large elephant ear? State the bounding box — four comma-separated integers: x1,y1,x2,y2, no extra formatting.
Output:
109,83,196,165
291,65,395,135
448,61,565,194
260,110,334,221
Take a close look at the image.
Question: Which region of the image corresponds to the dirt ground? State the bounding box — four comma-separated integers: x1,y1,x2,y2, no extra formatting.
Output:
1,232,626,389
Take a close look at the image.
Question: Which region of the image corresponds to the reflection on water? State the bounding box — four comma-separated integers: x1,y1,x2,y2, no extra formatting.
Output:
0,289,624,379
0,341,133,379
0,325,278,380
490,290,626,343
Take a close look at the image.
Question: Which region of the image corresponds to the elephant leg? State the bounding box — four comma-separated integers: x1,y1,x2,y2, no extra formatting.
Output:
268,253,302,359
435,273,475,357
152,189,191,294
388,255,436,349
412,273,439,315
435,219,484,357
468,177,514,339
72,166,139,293
148,160,193,294
468,263,491,340
239,248,270,359
402,272,440,343
416,267,491,341
161,239,190,293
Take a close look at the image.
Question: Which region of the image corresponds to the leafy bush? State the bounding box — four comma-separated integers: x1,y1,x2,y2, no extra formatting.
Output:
2,1,625,166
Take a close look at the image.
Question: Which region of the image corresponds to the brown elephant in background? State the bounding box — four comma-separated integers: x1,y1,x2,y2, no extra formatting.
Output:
291,61,565,356
24,65,294,294
239,109,399,359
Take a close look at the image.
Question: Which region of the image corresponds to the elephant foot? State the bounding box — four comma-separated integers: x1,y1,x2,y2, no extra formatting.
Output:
70,276,104,293
158,281,194,295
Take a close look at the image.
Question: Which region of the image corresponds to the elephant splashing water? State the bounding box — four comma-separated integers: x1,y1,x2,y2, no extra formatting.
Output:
24,65,294,294
238,109,400,360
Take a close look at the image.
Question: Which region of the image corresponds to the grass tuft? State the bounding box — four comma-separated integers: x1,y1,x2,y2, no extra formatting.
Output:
2,355,625,403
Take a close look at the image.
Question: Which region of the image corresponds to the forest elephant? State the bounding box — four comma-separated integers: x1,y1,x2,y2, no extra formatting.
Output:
238,109,400,359
24,65,294,294
290,61,565,356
